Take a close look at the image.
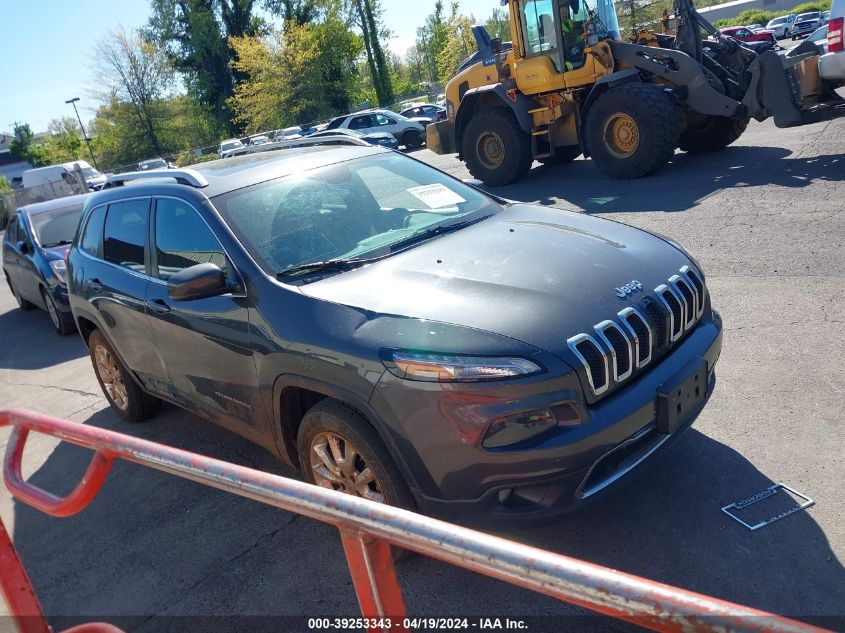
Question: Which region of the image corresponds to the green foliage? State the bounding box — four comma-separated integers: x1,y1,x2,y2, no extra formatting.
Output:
9,123,49,167
484,7,512,41
90,94,219,171
415,0,447,83
229,12,363,132
145,0,261,134
436,2,477,82
174,150,220,167
0,176,11,194
713,0,830,27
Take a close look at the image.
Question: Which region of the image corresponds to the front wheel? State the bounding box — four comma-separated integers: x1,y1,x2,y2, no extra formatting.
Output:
679,113,749,153
461,108,533,186
403,130,423,150
298,400,414,509
585,82,680,179
42,288,74,336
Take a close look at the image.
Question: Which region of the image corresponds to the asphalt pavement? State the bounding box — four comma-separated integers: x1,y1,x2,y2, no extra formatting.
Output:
0,112,843,632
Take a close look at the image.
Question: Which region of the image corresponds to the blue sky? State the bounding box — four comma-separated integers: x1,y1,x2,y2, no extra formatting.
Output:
1,0,504,134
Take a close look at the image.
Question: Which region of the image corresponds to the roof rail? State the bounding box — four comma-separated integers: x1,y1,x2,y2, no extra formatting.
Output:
224,134,372,158
103,168,209,189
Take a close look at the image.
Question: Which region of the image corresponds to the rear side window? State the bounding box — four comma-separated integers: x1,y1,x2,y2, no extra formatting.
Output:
80,206,106,257
103,199,148,273
153,198,228,280
348,115,372,130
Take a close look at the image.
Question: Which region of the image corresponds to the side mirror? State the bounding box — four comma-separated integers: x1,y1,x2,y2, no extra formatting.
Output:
16,240,28,255
167,263,228,301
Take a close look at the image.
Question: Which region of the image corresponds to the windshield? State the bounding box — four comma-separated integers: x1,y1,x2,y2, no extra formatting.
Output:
798,12,819,19
222,141,242,150
29,204,85,247
212,153,501,277
769,18,786,25
80,167,102,179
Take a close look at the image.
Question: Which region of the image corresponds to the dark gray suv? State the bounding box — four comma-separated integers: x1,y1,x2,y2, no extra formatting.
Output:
66,145,722,524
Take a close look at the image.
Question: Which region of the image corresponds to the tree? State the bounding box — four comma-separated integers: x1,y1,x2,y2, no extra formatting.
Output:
415,0,447,83
436,2,476,82
42,118,85,165
9,123,48,168
352,0,393,107
93,26,174,156
229,12,362,131
484,8,511,41
145,0,260,134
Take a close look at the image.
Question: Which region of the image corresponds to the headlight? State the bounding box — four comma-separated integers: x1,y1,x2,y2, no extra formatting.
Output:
383,351,542,382
49,260,67,284
483,403,582,449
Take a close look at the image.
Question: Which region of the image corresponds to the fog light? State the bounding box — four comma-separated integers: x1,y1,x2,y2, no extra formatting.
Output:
482,403,582,449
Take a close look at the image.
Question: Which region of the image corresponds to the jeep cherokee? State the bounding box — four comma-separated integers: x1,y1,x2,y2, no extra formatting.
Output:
66,145,723,524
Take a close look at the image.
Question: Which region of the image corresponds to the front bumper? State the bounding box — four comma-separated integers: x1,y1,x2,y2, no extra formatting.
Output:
371,313,723,526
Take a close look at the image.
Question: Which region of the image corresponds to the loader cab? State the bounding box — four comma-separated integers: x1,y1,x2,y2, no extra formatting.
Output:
514,0,616,72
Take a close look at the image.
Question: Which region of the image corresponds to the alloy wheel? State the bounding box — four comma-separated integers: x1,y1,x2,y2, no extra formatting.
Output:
309,432,385,503
94,344,129,411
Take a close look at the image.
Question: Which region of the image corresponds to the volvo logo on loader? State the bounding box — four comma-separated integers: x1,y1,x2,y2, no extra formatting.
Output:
615,281,643,298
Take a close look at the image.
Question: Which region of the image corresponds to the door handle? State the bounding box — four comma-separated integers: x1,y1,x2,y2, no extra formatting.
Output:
148,298,171,314
87,278,103,291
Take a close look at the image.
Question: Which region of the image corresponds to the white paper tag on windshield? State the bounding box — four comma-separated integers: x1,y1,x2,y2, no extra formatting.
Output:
407,184,466,209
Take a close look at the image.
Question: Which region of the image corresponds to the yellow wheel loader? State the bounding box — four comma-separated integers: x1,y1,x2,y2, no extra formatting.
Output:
426,0,845,184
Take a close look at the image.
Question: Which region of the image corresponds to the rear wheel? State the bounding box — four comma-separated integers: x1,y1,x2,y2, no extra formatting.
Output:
585,82,680,179
88,329,161,423
6,274,35,311
462,108,533,186
539,145,582,165
679,113,750,153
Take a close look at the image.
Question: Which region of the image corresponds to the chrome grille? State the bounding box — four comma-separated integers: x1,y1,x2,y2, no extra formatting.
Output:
567,266,707,398
595,320,633,381
619,307,652,368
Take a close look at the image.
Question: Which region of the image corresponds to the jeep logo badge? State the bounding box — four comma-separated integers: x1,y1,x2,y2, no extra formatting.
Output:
615,280,643,298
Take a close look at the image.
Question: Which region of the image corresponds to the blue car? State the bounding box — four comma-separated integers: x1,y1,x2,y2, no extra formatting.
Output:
2,193,90,335
308,128,399,149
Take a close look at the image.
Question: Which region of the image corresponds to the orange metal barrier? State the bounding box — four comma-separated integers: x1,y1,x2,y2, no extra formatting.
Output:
0,409,832,633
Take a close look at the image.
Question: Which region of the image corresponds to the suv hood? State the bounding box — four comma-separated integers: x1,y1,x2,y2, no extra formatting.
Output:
301,204,694,357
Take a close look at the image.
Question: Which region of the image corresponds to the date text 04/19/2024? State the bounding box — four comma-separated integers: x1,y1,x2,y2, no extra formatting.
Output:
307,618,529,630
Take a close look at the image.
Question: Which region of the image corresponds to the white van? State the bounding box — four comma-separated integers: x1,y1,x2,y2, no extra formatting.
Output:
21,161,107,191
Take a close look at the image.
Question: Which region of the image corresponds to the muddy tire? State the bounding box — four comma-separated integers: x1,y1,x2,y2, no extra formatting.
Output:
298,399,416,561
88,329,161,423
585,82,680,179
679,113,750,153
462,108,533,186
539,145,582,165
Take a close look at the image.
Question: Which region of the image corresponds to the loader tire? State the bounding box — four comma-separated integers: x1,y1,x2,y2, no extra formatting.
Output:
539,145,582,165
462,108,533,186
679,113,749,153
585,82,680,179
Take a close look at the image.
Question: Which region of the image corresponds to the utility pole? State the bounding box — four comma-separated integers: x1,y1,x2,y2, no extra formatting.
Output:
65,98,99,170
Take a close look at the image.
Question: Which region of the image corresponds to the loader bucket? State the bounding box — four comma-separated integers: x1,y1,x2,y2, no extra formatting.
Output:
750,49,845,128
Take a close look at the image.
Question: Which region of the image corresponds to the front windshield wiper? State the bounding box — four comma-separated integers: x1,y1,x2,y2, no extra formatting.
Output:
41,240,72,248
389,215,491,252
277,257,376,279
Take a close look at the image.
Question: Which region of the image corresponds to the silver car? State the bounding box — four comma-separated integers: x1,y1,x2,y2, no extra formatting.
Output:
325,110,427,149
